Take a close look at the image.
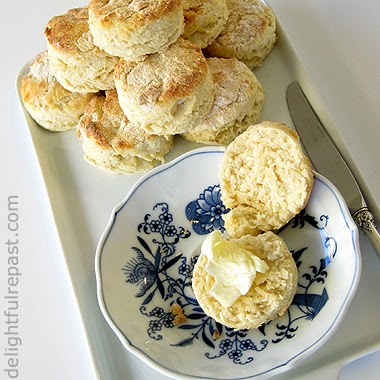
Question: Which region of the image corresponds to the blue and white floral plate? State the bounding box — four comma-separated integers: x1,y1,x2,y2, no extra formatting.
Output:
95,147,361,380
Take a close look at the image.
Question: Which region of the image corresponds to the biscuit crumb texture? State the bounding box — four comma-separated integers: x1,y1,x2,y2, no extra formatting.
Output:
220,121,314,237
192,231,298,330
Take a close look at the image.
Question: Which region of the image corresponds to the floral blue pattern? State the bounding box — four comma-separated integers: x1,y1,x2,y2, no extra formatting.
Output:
206,328,268,364
122,202,191,306
185,185,229,235
122,184,332,365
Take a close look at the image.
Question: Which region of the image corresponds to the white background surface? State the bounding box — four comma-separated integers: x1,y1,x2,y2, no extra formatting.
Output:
0,0,379,379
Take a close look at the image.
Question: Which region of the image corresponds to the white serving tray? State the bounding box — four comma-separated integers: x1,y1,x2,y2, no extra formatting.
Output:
15,13,380,380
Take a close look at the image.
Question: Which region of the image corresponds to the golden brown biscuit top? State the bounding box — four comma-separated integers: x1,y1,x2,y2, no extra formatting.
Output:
114,38,209,106
183,0,224,30
21,51,73,104
213,0,272,46
21,52,53,100
205,57,258,118
89,0,182,25
44,7,97,54
183,0,203,26
79,90,163,150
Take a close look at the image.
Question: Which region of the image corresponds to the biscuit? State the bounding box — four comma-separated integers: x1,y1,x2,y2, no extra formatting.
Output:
182,0,229,49
44,7,119,93
20,51,95,132
204,0,276,69
192,231,298,330
220,121,314,237
181,57,264,145
114,38,215,135
88,0,184,61
77,90,174,174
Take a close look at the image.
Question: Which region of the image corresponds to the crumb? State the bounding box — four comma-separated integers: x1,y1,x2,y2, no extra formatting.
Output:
173,313,188,325
170,303,187,325
170,303,182,315
213,330,221,340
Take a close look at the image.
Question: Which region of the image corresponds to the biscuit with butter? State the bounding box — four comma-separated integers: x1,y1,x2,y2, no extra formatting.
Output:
192,231,298,330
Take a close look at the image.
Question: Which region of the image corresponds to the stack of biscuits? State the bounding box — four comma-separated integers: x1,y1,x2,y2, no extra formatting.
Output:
20,1,317,332
20,0,277,174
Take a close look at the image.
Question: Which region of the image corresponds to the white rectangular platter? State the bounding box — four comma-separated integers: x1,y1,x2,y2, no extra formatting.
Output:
15,8,380,380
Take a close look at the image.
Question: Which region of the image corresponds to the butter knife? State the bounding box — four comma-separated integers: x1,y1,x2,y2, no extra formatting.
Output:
286,81,380,257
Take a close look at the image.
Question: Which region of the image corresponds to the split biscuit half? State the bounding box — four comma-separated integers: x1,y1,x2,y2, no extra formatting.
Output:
220,121,314,237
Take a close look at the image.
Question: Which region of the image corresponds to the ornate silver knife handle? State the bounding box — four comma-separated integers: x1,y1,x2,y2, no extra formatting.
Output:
352,207,380,255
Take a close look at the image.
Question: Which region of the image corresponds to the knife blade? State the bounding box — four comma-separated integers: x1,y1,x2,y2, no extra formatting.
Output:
286,81,380,256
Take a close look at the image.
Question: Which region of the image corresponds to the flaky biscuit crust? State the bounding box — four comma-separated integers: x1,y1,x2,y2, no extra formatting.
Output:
45,7,118,93
205,0,276,69
89,0,182,26
21,51,95,131
114,38,215,135
89,0,184,60
182,0,229,48
182,57,264,145
77,90,173,174
45,8,90,55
